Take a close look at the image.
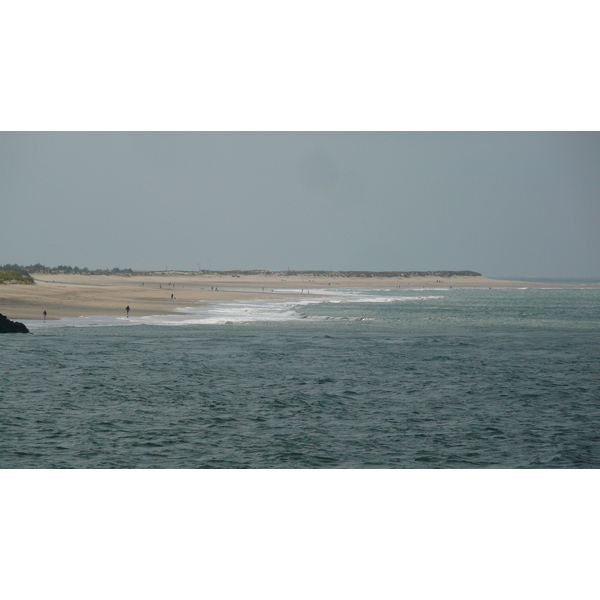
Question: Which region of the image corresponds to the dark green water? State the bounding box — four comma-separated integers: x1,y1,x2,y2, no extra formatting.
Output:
2,288,599,467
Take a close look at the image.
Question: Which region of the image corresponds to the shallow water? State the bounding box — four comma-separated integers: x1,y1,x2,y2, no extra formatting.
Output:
2,288,599,467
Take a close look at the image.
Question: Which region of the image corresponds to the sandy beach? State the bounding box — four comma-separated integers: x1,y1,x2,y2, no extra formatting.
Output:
1,272,596,321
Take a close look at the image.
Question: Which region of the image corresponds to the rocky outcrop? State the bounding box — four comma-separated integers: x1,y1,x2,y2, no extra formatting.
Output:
0,313,29,333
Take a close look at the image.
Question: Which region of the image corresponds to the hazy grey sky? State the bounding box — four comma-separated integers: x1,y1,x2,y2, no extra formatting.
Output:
1,132,599,277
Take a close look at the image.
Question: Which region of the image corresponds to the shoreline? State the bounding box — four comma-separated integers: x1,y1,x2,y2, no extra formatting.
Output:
1,273,598,321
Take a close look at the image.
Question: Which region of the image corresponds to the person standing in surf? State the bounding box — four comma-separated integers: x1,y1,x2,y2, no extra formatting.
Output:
126,305,130,317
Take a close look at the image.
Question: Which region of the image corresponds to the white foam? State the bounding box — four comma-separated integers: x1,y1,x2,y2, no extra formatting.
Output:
306,288,445,304
22,289,447,328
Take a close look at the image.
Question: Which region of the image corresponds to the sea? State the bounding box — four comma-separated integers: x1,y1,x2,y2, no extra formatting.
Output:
2,285,599,468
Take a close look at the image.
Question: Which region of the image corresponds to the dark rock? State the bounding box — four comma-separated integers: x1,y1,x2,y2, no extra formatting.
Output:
0,313,29,333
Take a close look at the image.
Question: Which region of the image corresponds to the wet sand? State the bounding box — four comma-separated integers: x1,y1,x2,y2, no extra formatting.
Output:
1,272,595,321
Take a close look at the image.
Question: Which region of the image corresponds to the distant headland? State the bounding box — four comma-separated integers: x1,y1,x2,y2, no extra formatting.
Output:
2,264,482,280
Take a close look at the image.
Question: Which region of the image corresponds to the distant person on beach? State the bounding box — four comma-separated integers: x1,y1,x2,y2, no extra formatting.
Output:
126,305,130,317
43,310,47,321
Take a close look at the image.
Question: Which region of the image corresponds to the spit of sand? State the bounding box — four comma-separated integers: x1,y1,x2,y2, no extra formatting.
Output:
1,272,595,321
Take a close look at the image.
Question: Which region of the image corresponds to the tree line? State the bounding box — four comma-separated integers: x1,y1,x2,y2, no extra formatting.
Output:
0,264,134,274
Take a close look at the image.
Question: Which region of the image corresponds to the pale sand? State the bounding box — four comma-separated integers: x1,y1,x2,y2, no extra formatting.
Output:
1,272,596,321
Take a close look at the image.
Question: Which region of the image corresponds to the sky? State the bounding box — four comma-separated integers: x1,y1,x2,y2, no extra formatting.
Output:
1,132,598,278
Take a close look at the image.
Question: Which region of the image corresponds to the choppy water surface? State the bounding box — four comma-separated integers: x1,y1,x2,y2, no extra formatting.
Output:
2,288,599,467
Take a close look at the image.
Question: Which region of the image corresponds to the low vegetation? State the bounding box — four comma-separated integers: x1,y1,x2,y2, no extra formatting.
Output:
0,269,35,284
193,270,482,278
1,264,482,279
